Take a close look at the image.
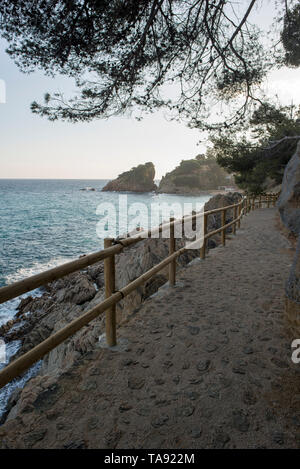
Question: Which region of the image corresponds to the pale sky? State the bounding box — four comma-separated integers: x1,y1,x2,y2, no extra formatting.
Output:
0,0,299,180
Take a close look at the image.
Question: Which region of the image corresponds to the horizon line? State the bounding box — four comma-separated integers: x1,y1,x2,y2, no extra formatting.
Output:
0,177,162,181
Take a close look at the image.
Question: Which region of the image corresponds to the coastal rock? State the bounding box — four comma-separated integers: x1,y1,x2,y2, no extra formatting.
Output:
277,140,300,235
204,193,242,231
277,141,300,335
50,272,97,305
17,296,34,315
102,162,156,192
203,192,242,245
158,155,233,194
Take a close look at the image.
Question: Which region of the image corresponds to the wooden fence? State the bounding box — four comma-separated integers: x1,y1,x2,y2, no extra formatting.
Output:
0,192,279,389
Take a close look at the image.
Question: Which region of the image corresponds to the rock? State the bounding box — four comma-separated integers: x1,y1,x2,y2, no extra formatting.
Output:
277,141,300,335
277,140,300,235
143,274,167,298
0,387,22,424
158,155,233,194
16,296,34,315
204,192,242,235
53,272,96,305
102,162,156,192
24,429,47,447
87,263,104,288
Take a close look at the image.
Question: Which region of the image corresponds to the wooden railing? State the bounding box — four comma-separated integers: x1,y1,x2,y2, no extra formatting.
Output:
0,192,279,389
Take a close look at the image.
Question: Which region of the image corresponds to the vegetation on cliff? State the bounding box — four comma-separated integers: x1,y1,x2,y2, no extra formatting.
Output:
158,155,231,194
210,103,300,195
102,162,156,192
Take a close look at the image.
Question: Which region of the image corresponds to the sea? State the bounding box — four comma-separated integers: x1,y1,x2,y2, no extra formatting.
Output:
0,178,212,417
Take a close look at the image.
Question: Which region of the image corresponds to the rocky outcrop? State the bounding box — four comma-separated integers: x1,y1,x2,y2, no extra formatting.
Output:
277,140,300,336
158,155,231,194
102,162,156,192
204,192,242,234
277,141,300,235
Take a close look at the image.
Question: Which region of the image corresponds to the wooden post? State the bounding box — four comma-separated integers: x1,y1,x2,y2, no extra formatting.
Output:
252,198,255,211
104,238,116,346
238,203,241,229
267,196,270,208
221,209,226,246
233,206,237,235
259,195,262,209
169,218,176,286
200,213,208,259
273,195,276,207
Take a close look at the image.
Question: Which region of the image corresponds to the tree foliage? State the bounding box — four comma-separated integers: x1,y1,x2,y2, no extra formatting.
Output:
281,3,300,67
212,103,300,194
160,153,229,190
0,0,274,128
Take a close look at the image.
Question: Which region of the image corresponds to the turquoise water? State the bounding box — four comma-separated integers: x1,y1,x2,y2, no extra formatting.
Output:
0,179,211,417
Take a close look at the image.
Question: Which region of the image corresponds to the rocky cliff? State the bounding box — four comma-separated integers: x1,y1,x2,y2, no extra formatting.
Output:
158,155,231,194
277,141,300,235
102,162,156,192
277,140,300,335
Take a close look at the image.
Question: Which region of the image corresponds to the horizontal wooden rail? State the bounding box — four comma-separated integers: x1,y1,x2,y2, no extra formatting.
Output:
0,244,188,389
0,193,279,389
0,244,123,305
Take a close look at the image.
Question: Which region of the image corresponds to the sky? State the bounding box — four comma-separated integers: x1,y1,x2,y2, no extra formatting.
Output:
0,0,300,180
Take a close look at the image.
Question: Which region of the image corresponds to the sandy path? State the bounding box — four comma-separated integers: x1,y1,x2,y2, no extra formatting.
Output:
1,208,300,449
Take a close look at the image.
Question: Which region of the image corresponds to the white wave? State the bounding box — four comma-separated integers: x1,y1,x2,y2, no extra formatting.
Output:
4,256,74,285
0,256,75,327
0,359,41,420
0,257,73,420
